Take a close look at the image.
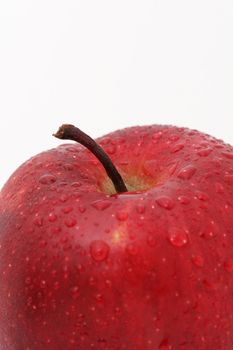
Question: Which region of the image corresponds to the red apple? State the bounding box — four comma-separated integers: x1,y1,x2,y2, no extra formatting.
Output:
1,124,233,349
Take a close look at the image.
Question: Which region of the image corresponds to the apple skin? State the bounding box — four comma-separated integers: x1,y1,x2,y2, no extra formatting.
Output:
1,125,233,350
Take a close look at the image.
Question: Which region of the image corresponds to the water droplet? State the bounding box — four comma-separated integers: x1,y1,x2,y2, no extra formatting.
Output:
90,240,110,262
200,223,217,239
225,175,233,185
106,144,116,155
48,212,57,222
152,131,162,141
159,339,172,350
126,243,138,256
169,135,180,142
224,259,233,272
78,205,86,213
51,226,61,235
76,264,84,273
54,281,60,290
39,174,57,185
65,218,77,228
33,216,43,227
39,240,47,248
61,236,69,244
191,255,204,267
136,203,145,214
203,279,217,290
91,199,112,211
197,148,212,157
105,279,112,288
100,137,111,145
170,143,184,153
26,297,33,307
60,194,68,202
221,152,233,159
71,181,82,188
97,338,107,345
63,163,74,171
215,182,224,193
62,206,73,214
156,196,175,210
25,277,32,285
116,210,128,221
177,195,190,204
178,165,196,180
168,162,178,175
195,191,209,201
40,280,47,289
63,145,77,152
71,286,80,299
95,293,103,303
168,229,188,247
147,234,156,246
15,223,22,230
89,276,96,286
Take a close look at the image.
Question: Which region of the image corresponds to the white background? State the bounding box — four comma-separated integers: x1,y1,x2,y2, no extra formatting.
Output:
0,0,233,188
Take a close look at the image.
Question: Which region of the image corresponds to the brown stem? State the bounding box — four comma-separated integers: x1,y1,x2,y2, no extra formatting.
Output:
53,124,128,193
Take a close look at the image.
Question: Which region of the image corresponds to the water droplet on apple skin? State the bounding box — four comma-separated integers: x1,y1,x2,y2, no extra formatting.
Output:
25,277,32,285
33,216,43,227
48,212,57,222
168,230,189,247
178,165,196,180
155,196,175,210
195,191,209,201
136,203,145,214
222,152,233,159
65,218,77,228
224,259,233,272
126,243,139,256
95,293,103,304
54,281,60,290
71,181,82,188
116,210,128,221
39,239,47,248
91,200,112,211
59,194,69,203
159,339,172,350
147,234,156,246
105,144,116,155
215,182,225,193
152,131,163,142
177,195,190,204
70,286,80,300
78,205,86,213
90,240,110,262
197,148,213,157
62,206,73,214
39,174,57,185
63,163,74,171
40,280,47,289
203,279,218,290
170,143,184,153
191,255,204,267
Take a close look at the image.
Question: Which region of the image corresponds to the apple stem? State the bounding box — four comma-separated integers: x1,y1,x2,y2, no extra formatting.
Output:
53,124,128,193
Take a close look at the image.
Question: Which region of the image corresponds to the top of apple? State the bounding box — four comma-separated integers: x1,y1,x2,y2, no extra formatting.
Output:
1,123,233,205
